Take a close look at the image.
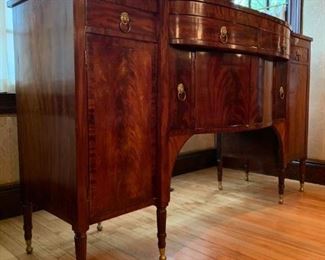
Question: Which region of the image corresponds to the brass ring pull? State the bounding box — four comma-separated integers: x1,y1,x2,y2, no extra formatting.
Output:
119,12,131,33
279,86,285,100
177,83,187,102
295,50,301,61
219,26,228,44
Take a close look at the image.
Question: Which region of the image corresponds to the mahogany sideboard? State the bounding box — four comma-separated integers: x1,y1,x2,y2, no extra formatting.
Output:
8,0,311,259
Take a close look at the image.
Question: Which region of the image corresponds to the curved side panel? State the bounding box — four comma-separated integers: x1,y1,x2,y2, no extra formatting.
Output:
272,120,288,168
157,134,193,205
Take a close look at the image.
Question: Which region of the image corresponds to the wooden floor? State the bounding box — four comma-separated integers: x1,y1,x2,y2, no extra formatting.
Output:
1,168,325,260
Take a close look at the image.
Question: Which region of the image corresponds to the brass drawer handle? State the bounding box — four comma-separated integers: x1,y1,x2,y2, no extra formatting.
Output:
279,86,285,100
295,50,301,61
119,12,131,33
220,26,228,44
177,83,187,102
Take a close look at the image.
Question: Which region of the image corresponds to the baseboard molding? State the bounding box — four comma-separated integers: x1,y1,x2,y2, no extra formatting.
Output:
222,157,325,185
173,149,217,176
0,93,16,114
0,183,21,220
1,150,323,220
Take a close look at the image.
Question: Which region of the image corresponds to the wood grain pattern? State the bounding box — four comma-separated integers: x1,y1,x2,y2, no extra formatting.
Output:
1,168,325,260
12,0,76,224
87,0,157,43
169,0,290,58
87,34,157,222
10,0,312,258
195,52,250,129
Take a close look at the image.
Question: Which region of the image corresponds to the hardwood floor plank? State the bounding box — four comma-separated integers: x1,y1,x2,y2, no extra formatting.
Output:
0,168,324,259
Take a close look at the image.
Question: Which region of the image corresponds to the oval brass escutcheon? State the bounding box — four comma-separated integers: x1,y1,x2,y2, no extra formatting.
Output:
119,12,131,33
177,83,187,102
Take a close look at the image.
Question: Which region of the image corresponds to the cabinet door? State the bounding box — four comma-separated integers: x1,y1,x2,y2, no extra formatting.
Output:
169,48,195,130
273,62,287,120
287,62,308,160
87,34,156,221
195,52,250,129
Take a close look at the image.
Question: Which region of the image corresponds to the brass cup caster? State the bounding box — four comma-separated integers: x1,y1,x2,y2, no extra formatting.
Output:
218,182,223,190
26,240,33,254
299,183,304,192
97,222,103,232
278,195,284,204
159,248,167,260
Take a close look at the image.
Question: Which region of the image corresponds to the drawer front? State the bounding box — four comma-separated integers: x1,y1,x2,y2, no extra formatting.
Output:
94,0,158,13
169,0,290,59
170,15,258,51
290,46,308,63
87,0,157,42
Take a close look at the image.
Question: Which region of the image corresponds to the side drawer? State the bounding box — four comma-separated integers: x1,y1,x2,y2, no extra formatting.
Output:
290,46,308,63
273,62,287,120
87,0,157,42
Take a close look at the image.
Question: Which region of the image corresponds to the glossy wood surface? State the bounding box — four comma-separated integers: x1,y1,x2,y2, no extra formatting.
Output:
87,0,158,43
2,169,325,259
10,0,312,259
169,0,290,59
87,34,157,222
12,0,76,224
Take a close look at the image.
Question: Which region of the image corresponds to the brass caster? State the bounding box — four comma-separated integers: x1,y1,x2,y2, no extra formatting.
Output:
26,240,33,254
278,195,284,205
97,222,103,232
159,248,167,260
218,182,223,191
299,183,304,192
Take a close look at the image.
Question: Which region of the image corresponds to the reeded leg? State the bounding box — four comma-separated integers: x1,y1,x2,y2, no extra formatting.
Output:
23,203,33,254
97,222,103,232
278,168,286,204
245,159,250,182
216,134,223,190
74,231,87,260
299,159,306,192
156,206,167,260
217,160,223,190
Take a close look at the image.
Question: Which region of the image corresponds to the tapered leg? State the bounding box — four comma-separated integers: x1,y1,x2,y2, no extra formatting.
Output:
156,206,167,260
74,231,87,260
278,168,286,204
97,222,103,232
216,134,223,190
245,159,250,182
23,203,33,254
299,159,306,192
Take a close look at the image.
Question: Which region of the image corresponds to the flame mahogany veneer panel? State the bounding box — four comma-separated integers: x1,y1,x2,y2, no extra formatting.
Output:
87,34,157,222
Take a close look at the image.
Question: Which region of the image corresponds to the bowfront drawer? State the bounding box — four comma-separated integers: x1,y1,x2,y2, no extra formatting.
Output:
87,0,157,42
169,0,291,59
169,15,258,52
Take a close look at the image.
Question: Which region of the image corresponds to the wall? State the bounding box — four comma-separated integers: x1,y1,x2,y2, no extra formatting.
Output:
180,134,215,154
0,115,19,185
303,0,325,161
